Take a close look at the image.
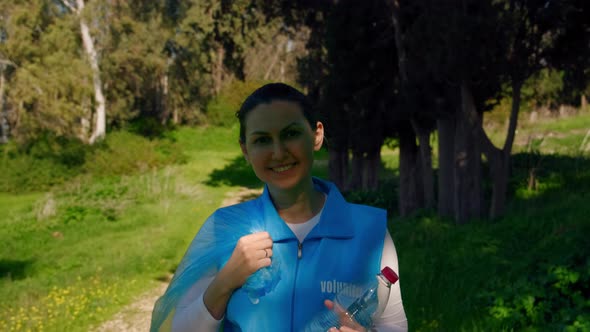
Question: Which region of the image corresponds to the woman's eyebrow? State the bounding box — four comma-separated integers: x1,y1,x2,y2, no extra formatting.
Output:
280,122,304,132
248,122,303,136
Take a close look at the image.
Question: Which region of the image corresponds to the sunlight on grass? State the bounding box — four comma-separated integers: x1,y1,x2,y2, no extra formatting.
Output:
0,126,246,332
1,276,126,332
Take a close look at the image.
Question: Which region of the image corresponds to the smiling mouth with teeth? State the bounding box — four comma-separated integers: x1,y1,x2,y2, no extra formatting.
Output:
272,163,296,173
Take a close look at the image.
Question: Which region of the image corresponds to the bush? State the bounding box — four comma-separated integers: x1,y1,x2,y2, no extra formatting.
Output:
0,135,83,193
127,116,170,139
206,80,268,127
485,256,590,330
0,130,186,193
343,178,399,215
83,131,186,176
0,152,72,192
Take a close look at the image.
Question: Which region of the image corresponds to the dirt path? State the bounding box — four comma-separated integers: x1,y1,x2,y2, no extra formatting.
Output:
93,187,262,332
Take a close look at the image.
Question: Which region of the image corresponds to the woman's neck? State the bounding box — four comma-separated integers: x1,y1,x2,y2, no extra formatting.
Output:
268,180,325,224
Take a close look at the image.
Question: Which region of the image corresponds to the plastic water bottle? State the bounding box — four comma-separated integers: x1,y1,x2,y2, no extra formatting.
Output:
302,266,399,331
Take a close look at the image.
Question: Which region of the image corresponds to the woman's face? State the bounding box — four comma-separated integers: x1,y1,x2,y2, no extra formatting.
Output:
240,100,324,193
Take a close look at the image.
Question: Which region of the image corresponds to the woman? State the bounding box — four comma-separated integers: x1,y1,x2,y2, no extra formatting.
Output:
151,83,407,331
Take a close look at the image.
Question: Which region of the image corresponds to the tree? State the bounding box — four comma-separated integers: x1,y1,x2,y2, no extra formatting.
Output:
322,0,398,191
391,0,588,221
0,59,13,143
59,0,105,143
1,1,95,143
390,0,437,215
391,0,504,222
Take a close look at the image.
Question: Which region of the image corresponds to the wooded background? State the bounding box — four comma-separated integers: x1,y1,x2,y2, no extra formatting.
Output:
1,0,589,223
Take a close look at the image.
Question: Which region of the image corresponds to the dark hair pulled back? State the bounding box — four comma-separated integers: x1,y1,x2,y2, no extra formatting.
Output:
236,83,316,143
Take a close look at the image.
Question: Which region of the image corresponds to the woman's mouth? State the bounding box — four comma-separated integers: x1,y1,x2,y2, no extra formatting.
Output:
271,163,296,173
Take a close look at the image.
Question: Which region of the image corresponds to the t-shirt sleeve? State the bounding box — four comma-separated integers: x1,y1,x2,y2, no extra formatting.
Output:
171,275,222,332
373,229,408,332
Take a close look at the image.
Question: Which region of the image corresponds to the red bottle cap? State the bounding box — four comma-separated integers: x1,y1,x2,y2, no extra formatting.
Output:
381,266,399,284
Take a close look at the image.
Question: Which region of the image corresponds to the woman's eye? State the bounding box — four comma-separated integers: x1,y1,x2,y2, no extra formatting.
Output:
284,130,301,139
253,137,270,145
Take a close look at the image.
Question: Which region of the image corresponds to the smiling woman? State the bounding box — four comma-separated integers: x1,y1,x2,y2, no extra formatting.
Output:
150,83,408,332
239,100,324,206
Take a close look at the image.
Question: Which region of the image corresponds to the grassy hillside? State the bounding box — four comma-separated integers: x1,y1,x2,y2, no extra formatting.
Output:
0,126,253,331
1,111,589,331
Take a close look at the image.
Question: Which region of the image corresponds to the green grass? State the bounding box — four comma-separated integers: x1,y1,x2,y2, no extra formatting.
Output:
1,111,589,331
386,112,590,331
0,126,250,331
391,158,590,331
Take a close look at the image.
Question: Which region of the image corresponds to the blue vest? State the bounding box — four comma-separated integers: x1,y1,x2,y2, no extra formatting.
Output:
218,178,387,332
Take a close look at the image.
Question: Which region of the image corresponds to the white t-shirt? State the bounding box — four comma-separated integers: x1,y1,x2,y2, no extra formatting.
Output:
171,208,408,332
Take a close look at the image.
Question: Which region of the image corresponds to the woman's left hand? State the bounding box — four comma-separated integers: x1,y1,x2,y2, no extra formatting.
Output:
328,327,366,332
324,300,367,332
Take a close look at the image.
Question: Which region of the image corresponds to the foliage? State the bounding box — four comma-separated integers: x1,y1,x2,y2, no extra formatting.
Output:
206,79,267,127
0,135,84,193
485,259,590,330
0,0,285,143
1,1,94,142
82,130,186,176
0,130,185,193
344,178,399,216
390,152,590,331
488,69,566,125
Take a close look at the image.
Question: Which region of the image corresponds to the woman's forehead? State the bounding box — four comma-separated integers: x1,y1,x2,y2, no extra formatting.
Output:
245,100,308,132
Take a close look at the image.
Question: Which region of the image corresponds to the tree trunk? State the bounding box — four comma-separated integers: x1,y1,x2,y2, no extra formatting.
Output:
349,150,363,191
398,124,423,216
159,72,169,124
582,95,588,110
437,116,455,217
213,45,225,95
264,40,285,81
361,149,381,191
391,0,430,213
487,80,522,219
172,107,179,125
328,147,349,190
75,0,106,144
0,66,8,144
454,83,482,223
414,123,434,208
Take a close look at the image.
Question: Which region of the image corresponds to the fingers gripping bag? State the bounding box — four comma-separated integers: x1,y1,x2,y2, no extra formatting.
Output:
150,204,281,332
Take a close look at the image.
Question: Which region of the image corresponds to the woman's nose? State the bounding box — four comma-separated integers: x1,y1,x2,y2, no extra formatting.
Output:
272,141,287,159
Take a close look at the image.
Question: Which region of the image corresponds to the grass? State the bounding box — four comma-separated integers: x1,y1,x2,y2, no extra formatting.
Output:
1,111,589,331
385,112,590,331
0,126,250,331
391,160,590,331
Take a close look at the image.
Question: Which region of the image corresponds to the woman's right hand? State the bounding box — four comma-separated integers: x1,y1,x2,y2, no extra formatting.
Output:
203,232,273,319
220,231,274,291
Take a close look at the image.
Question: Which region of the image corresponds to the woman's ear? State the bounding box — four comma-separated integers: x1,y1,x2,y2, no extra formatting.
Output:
313,121,324,151
240,141,250,163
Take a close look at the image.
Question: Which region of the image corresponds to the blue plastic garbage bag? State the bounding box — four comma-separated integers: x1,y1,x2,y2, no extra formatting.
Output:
150,204,281,332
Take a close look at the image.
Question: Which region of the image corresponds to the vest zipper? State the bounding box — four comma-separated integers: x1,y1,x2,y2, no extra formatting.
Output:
291,241,302,332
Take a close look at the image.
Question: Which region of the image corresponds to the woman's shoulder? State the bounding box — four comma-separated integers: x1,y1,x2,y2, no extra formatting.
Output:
211,196,262,218
345,202,387,220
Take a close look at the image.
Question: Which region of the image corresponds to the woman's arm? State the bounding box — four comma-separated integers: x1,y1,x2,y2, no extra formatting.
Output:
172,275,221,332
172,231,273,331
373,230,408,332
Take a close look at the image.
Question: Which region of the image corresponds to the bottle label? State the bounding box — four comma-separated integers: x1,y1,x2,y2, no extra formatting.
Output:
320,280,364,297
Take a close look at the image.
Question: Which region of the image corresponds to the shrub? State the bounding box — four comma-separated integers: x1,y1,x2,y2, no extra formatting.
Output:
485,257,590,330
206,80,268,127
344,178,399,216
83,131,186,177
0,136,79,193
